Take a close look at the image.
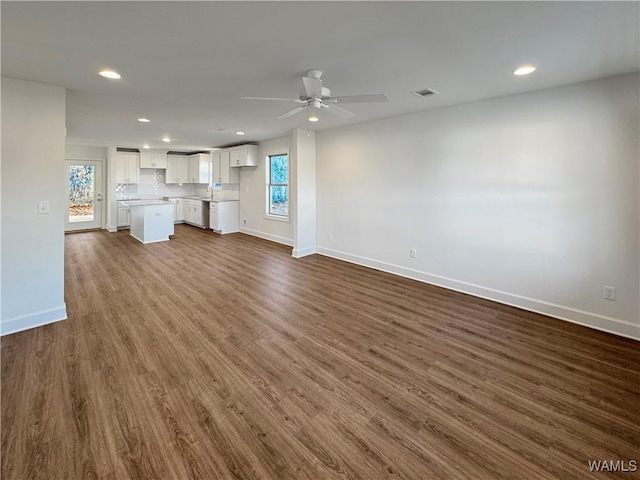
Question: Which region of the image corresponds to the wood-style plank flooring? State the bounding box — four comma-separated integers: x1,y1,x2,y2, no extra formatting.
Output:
2,225,639,479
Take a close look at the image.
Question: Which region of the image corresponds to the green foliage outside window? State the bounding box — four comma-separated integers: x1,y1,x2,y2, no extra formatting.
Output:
68,165,95,221
69,165,95,205
268,154,288,217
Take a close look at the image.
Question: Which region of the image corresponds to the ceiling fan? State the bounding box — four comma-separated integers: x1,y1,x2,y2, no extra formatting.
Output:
241,69,388,120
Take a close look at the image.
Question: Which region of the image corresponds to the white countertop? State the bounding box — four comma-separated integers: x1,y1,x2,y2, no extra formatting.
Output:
163,196,239,203
121,200,172,207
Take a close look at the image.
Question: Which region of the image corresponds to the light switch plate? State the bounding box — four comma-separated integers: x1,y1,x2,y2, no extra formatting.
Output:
38,201,49,214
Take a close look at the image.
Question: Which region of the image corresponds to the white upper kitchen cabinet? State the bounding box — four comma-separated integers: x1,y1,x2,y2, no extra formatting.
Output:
115,152,140,184
211,150,239,184
140,151,167,169
188,153,210,184
229,145,258,167
166,155,189,183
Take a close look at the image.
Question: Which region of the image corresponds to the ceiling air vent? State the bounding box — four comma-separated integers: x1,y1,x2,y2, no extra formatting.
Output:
412,88,439,98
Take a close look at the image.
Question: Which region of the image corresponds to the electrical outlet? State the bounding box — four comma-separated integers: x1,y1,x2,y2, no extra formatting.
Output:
327,233,333,241
410,248,417,258
603,286,616,301
243,218,247,226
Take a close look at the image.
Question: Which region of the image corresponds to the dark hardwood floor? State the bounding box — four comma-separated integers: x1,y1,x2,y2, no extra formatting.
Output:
2,225,639,479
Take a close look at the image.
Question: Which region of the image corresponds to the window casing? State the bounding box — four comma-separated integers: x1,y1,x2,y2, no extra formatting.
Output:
266,153,289,220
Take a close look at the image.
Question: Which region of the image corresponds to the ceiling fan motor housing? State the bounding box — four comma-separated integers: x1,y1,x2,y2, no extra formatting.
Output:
299,87,332,102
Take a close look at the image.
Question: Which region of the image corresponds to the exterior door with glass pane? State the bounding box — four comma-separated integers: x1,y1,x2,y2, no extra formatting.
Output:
65,160,103,231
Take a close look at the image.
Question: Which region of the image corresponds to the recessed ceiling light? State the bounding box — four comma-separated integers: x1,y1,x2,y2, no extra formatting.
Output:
308,115,319,122
142,144,150,149
138,118,150,123
236,131,245,136
98,69,121,79
513,65,536,76
162,137,171,142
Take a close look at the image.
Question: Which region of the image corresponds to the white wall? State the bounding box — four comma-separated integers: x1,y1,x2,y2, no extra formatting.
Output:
66,144,107,160
239,135,294,246
316,73,640,339
1,77,67,335
292,129,317,257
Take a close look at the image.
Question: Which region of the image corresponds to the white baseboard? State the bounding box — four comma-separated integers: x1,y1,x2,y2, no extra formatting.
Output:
292,246,317,258
1,304,68,336
316,247,640,341
239,227,293,247
107,225,117,232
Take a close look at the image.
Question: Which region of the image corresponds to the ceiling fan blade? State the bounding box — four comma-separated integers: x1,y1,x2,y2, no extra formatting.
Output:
241,96,304,103
302,76,322,98
329,94,389,104
325,104,355,119
278,105,307,119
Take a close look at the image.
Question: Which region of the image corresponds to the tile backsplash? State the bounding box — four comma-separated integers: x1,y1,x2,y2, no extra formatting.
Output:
116,169,239,199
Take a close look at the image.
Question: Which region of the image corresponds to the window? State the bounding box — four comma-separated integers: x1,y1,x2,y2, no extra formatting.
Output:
68,164,95,222
267,153,288,218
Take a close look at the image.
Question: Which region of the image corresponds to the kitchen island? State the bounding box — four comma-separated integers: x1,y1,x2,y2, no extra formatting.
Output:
120,200,174,244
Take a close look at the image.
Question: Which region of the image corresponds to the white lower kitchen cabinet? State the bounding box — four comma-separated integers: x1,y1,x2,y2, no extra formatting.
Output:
175,198,186,222
117,202,131,228
209,201,239,234
184,199,209,229
164,197,186,223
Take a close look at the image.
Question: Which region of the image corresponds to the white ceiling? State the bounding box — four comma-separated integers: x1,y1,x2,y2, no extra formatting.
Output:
2,1,638,151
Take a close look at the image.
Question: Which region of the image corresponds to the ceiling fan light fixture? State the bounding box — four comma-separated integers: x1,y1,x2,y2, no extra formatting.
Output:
514,65,536,76
308,115,319,122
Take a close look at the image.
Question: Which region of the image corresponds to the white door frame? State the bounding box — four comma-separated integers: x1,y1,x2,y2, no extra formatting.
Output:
65,159,105,231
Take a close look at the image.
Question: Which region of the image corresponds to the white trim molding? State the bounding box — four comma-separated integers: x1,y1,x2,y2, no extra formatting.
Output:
316,247,640,341
1,304,68,336
239,227,293,247
292,246,316,258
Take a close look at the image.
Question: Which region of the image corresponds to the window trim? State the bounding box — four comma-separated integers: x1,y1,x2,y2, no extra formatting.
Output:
265,150,290,222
